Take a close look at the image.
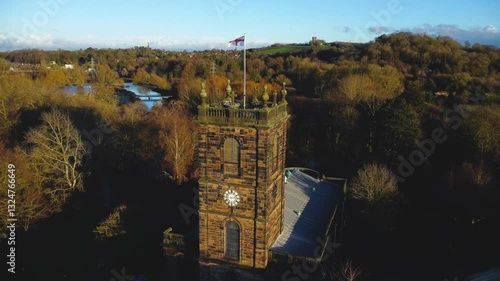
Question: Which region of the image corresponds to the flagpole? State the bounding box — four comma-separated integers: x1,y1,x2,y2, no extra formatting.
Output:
243,33,246,109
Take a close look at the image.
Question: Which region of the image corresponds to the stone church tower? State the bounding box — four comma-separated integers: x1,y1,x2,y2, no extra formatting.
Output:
197,81,289,269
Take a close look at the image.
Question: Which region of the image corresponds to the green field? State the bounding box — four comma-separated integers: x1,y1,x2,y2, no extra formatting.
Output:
258,44,330,55
259,45,310,55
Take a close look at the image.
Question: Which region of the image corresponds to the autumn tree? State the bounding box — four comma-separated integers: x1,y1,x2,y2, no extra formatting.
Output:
464,104,500,156
338,74,372,104
0,146,51,233
25,109,87,206
272,73,292,86
247,58,265,81
93,204,127,240
339,65,404,152
176,77,202,112
41,68,69,87
205,75,229,104
132,67,150,84
364,64,404,117
151,101,196,185
0,73,39,141
95,64,123,85
120,67,129,77
65,66,88,86
149,72,169,89
181,62,196,79
0,57,9,71
133,68,169,89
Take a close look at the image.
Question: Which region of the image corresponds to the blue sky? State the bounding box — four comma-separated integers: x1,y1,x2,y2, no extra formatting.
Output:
0,0,499,51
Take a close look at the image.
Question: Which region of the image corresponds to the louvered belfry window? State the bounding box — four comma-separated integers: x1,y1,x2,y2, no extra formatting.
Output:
224,138,239,163
225,221,240,260
223,138,240,175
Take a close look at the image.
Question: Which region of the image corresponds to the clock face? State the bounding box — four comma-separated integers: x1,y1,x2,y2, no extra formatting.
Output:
223,189,240,207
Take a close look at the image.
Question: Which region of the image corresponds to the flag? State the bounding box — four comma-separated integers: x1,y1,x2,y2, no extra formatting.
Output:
228,35,245,47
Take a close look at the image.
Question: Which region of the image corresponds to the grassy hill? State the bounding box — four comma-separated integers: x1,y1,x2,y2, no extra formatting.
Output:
257,44,330,55
251,42,365,63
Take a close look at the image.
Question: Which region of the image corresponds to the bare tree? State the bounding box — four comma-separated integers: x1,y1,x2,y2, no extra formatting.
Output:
26,109,86,205
350,162,397,203
152,101,196,185
320,259,364,281
338,259,364,281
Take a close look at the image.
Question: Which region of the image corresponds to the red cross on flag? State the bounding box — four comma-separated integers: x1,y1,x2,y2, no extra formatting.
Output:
228,35,245,47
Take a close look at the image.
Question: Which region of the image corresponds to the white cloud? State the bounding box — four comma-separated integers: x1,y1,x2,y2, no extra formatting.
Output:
401,24,500,46
484,25,497,33
0,33,272,51
0,33,94,51
367,26,394,35
343,23,500,46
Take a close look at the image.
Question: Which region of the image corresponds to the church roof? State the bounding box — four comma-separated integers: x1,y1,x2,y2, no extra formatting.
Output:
270,168,342,260
465,267,500,281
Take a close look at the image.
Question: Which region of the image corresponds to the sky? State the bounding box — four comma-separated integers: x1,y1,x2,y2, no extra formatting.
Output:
0,0,499,51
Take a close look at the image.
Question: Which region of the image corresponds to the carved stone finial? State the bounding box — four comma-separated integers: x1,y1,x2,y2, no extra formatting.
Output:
262,85,269,106
226,79,232,96
281,82,288,104
251,87,260,106
230,90,236,107
200,82,208,107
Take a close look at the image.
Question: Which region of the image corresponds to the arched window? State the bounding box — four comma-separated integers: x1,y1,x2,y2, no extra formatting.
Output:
223,138,241,175
225,221,240,260
224,138,239,163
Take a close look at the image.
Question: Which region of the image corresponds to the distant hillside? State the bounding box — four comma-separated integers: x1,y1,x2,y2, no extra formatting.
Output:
256,44,325,55
250,42,367,62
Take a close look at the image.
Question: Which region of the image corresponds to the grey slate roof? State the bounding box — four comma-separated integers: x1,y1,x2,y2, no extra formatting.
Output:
270,168,342,259
465,268,500,281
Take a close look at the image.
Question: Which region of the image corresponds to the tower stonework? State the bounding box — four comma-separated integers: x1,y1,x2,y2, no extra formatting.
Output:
197,82,289,269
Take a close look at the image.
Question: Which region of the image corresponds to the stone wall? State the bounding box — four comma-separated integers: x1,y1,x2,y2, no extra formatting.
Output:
198,113,288,269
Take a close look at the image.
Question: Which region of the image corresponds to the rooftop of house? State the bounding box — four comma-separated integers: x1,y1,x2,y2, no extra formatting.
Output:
270,168,343,261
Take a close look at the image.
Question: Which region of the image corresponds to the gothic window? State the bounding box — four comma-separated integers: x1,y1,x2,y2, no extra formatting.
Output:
223,138,241,175
225,221,240,260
